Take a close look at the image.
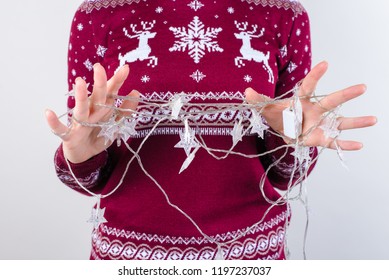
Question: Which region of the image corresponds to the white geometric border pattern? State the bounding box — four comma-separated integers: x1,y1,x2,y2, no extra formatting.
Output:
91,227,285,260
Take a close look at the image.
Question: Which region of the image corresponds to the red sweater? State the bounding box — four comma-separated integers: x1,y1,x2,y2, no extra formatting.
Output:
55,0,314,260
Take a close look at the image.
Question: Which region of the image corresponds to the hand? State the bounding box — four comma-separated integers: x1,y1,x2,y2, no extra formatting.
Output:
245,61,377,150
46,63,139,163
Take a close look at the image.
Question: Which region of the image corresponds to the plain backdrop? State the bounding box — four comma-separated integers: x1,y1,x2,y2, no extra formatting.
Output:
0,0,387,259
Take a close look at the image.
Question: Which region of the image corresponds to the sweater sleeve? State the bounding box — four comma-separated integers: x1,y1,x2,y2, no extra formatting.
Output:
54,5,110,195
260,6,318,190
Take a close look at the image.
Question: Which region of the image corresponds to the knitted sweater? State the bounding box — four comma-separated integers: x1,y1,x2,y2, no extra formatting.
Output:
54,0,314,260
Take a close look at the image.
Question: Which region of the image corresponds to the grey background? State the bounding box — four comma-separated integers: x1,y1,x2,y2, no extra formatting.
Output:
0,0,387,259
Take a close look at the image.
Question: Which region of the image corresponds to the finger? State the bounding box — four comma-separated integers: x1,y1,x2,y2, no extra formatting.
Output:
317,84,367,112
73,77,90,121
299,61,328,97
107,65,130,106
90,63,108,108
338,116,378,130
325,139,363,151
245,87,271,104
45,109,70,138
119,90,140,117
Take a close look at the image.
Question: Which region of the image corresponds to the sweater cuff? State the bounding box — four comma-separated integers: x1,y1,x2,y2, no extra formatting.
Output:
54,144,109,191
264,129,318,189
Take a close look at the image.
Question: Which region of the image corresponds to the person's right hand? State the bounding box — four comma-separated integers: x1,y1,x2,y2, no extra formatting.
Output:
46,63,139,163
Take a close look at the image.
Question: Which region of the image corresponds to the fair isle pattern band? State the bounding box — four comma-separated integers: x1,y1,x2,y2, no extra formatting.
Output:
79,0,304,15
54,149,103,190
124,90,250,137
91,227,285,260
242,0,305,16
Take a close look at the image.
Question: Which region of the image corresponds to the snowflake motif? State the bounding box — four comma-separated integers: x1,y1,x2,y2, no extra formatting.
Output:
280,45,287,58
141,75,150,83
188,0,204,11
83,59,93,71
227,7,235,14
77,23,84,31
243,75,252,83
304,45,309,52
155,6,163,13
296,28,301,36
69,43,72,50
169,16,223,64
190,70,206,83
287,62,297,73
96,45,108,58
71,69,77,76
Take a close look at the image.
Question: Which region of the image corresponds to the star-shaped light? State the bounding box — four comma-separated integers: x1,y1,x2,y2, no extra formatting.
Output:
174,119,199,156
334,140,349,170
170,95,189,120
87,207,107,229
97,116,137,146
249,110,269,139
215,245,225,260
291,145,311,169
231,120,244,146
179,146,200,174
320,111,341,139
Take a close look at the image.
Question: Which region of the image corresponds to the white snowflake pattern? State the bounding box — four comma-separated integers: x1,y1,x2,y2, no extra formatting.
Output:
155,6,163,13
71,69,77,76
77,23,84,31
227,7,235,14
304,45,309,52
188,0,204,11
97,45,108,58
83,59,93,71
169,16,223,64
287,62,297,73
141,75,150,83
190,70,206,83
243,75,252,83
296,28,301,36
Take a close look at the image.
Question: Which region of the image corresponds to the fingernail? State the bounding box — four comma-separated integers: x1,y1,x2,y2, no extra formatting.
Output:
93,63,101,69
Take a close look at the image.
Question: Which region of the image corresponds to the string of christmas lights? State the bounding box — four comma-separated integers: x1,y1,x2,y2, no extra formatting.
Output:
56,83,345,260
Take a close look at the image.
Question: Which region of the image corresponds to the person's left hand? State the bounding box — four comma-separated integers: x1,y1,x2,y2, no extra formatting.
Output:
245,61,377,150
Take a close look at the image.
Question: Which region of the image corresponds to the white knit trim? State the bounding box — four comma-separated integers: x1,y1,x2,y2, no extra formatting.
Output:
91,227,285,260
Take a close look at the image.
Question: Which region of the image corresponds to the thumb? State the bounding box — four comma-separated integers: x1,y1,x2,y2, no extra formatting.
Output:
245,87,271,104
